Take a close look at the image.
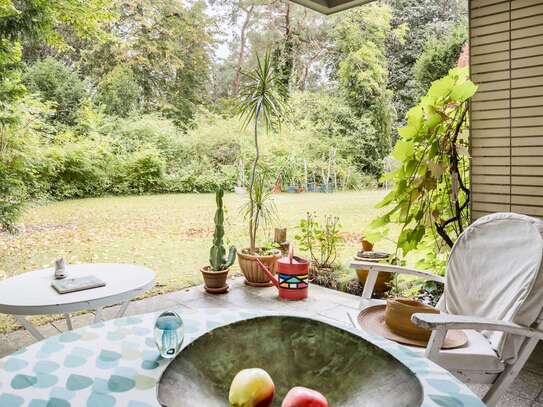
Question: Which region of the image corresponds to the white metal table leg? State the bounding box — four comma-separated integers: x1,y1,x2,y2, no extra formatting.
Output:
64,313,73,330
15,315,44,341
116,301,130,318
94,307,103,323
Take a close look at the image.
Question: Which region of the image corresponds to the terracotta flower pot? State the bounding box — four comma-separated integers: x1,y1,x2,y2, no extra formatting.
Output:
200,266,229,294
384,298,439,341
237,248,281,287
355,268,392,294
361,239,374,252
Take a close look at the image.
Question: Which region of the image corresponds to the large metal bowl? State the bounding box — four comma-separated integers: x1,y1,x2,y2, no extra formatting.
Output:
157,315,422,407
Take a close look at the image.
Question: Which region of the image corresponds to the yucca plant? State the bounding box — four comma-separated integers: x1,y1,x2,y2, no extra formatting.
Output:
238,51,286,253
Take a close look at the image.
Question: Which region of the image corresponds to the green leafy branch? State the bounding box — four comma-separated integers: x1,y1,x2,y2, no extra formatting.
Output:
369,67,477,267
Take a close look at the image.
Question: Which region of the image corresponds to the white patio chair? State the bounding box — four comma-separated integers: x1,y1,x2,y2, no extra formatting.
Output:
349,212,543,406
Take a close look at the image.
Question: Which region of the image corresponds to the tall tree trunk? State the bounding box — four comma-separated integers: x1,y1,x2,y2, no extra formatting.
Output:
299,49,323,91
282,2,293,93
233,5,254,96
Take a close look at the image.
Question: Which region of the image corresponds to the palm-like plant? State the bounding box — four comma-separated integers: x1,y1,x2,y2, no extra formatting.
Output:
238,51,286,253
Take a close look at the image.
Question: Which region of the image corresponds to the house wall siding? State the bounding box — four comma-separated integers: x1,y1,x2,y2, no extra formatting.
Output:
470,0,543,220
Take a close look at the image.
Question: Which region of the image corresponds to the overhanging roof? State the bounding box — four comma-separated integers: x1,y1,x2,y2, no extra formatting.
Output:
288,0,374,15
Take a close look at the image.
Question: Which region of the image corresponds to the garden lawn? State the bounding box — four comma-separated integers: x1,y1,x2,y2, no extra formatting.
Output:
0,190,390,333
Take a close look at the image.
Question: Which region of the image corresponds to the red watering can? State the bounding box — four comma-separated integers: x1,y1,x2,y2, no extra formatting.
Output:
256,245,309,301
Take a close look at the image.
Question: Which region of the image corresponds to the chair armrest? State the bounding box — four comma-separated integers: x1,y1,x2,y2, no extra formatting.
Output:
350,261,444,300
350,261,445,283
412,313,543,340
412,312,543,362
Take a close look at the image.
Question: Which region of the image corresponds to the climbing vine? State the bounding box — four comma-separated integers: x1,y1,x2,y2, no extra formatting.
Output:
369,67,477,271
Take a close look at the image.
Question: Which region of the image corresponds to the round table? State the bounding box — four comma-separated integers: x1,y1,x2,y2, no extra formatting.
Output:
0,264,155,340
0,308,485,407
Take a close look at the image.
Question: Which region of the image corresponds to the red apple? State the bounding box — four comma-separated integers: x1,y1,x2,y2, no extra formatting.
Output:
281,387,328,407
229,368,275,407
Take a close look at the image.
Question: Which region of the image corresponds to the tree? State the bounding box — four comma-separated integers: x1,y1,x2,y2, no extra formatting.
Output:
79,0,213,126
0,0,112,231
385,0,467,138
0,0,112,45
330,3,400,176
413,23,468,95
95,66,142,117
232,2,257,96
211,0,329,98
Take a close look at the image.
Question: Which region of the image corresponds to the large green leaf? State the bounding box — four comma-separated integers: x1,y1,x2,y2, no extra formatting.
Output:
375,189,396,208
450,81,478,102
391,140,414,161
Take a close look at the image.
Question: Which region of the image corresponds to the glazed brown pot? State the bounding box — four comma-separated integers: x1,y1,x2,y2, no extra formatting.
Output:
200,266,229,294
384,298,439,341
355,268,392,294
237,248,281,287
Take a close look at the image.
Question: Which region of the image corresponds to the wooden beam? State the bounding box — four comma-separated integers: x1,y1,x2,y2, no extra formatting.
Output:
288,0,373,15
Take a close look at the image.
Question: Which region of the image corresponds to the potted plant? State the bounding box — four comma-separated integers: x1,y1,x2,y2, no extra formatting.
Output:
200,189,236,294
237,51,286,287
353,236,392,295
294,212,342,286
238,173,281,286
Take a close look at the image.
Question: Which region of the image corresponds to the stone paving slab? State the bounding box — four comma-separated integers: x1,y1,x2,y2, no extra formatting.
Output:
1,276,542,406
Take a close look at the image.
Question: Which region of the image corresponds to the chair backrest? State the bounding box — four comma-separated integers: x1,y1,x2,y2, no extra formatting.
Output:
441,212,543,363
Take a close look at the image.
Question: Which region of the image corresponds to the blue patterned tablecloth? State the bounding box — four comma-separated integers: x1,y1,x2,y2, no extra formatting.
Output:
0,308,485,407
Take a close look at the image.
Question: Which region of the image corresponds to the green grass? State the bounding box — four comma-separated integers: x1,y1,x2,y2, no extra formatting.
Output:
0,190,390,333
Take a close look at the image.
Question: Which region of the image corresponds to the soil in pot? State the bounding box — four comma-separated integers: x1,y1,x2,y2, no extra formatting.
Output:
201,266,229,294
237,248,281,287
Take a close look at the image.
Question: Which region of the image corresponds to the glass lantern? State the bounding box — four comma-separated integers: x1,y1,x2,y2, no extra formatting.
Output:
154,311,184,358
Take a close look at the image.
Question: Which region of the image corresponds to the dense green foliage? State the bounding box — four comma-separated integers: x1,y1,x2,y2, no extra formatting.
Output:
369,68,476,272
413,24,468,94
0,0,468,232
78,0,213,125
385,0,467,136
0,0,112,231
95,66,142,118
331,4,398,176
23,58,86,124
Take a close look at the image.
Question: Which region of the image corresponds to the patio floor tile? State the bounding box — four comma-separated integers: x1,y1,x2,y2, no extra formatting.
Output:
494,393,535,407
508,370,543,401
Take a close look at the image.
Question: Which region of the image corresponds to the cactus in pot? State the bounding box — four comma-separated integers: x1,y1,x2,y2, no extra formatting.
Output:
201,189,236,293
210,189,236,271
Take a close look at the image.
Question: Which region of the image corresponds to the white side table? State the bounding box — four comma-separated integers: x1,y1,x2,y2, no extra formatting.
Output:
0,263,155,340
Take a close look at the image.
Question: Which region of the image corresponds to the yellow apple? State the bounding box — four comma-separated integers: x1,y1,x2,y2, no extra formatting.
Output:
229,368,275,407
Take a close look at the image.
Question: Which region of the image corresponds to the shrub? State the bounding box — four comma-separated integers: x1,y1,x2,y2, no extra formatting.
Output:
23,58,87,125
110,114,181,157
0,96,53,231
0,162,26,232
289,91,386,177
295,213,343,270
119,149,165,194
44,144,108,199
